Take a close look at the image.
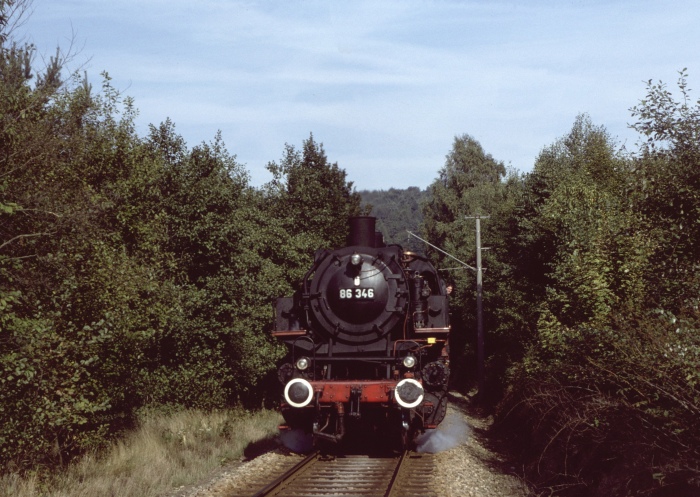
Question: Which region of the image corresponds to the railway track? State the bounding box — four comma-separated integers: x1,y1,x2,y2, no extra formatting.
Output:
229,450,438,497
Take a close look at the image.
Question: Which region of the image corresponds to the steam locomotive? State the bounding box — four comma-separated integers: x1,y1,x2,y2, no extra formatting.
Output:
272,217,450,448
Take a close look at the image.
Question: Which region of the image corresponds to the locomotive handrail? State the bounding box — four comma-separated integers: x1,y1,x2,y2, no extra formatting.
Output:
271,330,307,337
392,340,420,356
413,327,450,334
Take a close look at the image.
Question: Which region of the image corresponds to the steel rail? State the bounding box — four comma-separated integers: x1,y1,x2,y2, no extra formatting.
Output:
249,450,320,497
384,450,409,497
243,449,437,497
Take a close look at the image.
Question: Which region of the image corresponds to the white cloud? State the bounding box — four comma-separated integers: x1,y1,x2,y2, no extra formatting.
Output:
20,0,700,190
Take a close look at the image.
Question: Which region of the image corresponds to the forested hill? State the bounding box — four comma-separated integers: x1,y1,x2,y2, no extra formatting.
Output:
359,187,428,251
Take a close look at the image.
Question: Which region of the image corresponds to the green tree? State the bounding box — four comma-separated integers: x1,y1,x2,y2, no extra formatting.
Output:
135,122,288,405
421,134,515,390
423,134,506,238
359,187,427,250
496,111,700,496
513,115,635,326
266,133,366,250
0,5,163,462
629,68,700,311
422,134,507,281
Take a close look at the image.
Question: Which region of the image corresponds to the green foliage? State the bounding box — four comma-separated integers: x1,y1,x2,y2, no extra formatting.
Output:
0,6,368,468
0,56,158,463
265,133,366,250
359,187,427,251
502,310,700,496
422,134,507,277
419,104,700,494
419,134,522,391
125,122,292,406
521,116,636,325
494,111,700,495
629,68,700,311
422,134,511,291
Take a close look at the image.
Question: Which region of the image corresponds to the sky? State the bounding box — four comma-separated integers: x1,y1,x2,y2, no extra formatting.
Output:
17,0,700,191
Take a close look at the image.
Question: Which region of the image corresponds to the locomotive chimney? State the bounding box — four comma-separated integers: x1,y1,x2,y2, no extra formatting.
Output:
347,216,376,247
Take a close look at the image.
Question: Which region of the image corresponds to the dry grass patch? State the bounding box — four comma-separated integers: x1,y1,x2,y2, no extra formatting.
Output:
0,408,283,497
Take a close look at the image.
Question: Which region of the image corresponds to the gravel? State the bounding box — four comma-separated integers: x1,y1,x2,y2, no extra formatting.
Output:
169,392,533,497
433,392,532,497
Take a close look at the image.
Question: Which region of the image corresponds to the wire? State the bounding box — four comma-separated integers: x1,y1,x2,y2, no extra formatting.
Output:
405,230,476,272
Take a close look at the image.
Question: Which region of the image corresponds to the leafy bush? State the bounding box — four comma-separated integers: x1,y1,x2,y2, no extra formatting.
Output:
492,96,700,494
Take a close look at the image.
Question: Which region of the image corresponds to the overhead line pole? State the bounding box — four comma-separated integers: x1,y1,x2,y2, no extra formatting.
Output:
408,216,488,401
467,215,489,400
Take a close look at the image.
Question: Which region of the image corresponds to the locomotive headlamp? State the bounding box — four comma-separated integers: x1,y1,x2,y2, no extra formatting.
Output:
350,253,363,266
402,354,417,369
295,356,310,371
394,378,424,409
284,378,314,408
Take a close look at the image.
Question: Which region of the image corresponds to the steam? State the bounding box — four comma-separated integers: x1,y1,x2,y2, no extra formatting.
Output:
279,413,470,454
279,428,314,454
415,412,470,453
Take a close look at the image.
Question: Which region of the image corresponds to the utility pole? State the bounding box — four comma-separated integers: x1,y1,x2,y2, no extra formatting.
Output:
475,216,485,398
467,215,488,401
407,219,488,399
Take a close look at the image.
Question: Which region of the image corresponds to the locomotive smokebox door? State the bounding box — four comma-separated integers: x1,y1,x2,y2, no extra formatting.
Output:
325,257,389,325
309,246,406,345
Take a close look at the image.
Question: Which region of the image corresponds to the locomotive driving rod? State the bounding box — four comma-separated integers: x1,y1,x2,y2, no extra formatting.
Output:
313,402,345,443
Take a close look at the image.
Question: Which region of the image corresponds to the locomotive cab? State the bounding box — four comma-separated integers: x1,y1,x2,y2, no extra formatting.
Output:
272,217,451,447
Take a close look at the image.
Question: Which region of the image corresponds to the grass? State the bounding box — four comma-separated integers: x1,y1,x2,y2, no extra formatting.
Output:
0,408,283,497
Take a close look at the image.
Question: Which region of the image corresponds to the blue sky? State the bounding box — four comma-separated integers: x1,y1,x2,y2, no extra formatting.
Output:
19,0,700,190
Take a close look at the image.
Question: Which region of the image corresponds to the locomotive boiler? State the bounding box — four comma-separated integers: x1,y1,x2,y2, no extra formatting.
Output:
272,217,451,448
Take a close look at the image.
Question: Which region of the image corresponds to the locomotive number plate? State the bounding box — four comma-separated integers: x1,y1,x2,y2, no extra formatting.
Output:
339,288,375,299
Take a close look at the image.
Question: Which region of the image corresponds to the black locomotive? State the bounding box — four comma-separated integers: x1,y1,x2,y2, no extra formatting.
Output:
272,217,450,447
